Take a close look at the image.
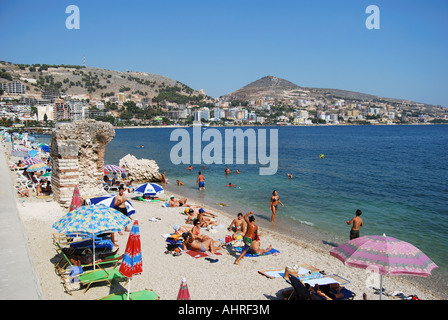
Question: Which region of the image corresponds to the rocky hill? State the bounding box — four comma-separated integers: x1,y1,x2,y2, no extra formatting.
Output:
226,75,435,107
0,60,202,102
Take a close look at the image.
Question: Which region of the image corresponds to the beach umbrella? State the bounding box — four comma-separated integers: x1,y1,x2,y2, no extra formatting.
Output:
69,185,82,212
26,162,49,172
41,172,51,179
28,149,38,158
177,278,191,300
119,219,142,300
41,144,50,153
85,195,136,216
104,165,126,175
52,204,131,269
134,183,164,197
23,157,45,165
329,234,438,299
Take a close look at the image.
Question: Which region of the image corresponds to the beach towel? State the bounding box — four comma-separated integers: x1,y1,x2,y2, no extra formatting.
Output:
258,266,318,279
184,250,223,259
233,246,279,257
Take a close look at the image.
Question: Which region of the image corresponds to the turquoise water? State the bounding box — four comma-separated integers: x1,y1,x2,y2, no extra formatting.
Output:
39,125,448,282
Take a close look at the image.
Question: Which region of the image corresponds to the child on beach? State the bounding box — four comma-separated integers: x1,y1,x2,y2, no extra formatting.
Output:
346,209,364,240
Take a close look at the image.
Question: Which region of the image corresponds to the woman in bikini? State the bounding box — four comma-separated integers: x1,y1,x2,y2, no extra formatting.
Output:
182,229,221,254
269,190,284,223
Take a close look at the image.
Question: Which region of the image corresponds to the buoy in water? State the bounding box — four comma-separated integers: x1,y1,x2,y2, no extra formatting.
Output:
319,154,324,159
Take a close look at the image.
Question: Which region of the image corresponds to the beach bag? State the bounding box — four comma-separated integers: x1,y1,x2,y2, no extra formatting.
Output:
283,265,299,280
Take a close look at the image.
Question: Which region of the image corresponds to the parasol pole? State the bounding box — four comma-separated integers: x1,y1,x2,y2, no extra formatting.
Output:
93,232,96,270
127,277,131,300
379,274,383,300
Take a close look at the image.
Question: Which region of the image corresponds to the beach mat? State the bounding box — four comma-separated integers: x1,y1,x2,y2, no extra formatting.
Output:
232,246,279,257
185,250,223,259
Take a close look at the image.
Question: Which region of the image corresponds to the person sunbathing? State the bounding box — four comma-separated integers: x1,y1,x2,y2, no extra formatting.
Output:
182,232,221,254
17,187,29,197
248,239,272,256
173,224,192,236
305,283,345,300
196,209,219,228
189,219,212,241
168,195,188,207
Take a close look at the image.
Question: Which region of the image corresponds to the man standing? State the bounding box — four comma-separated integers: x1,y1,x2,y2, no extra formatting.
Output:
346,209,364,240
235,211,257,265
196,171,205,190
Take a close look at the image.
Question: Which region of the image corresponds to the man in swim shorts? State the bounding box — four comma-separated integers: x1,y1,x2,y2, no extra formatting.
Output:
196,171,205,190
235,211,257,265
346,209,363,240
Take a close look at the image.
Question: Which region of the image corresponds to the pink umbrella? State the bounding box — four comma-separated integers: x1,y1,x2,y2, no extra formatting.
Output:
177,277,191,300
69,185,82,212
329,234,438,299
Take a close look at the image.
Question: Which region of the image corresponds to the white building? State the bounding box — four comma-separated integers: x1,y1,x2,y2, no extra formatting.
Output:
36,104,54,121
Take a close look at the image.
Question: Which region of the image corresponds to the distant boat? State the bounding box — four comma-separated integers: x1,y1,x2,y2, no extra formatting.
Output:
137,145,144,148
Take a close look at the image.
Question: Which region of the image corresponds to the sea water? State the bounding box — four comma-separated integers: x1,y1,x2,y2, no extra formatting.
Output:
38,124,448,291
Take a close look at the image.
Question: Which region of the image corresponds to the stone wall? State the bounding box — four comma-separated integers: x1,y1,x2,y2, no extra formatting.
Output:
50,119,115,207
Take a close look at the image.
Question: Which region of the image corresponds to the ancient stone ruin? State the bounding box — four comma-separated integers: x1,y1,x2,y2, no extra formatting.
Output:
50,119,115,207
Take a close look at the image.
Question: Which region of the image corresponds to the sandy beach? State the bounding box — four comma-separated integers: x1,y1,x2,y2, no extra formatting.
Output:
2,143,445,301
11,191,448,298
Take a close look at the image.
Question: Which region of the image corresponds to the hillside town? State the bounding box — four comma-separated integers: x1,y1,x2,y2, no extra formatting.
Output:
1,62,447,129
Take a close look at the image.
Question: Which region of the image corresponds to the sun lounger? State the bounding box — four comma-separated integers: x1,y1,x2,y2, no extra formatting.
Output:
97,289,160,300
64,267,129,295
54,241,121,276
103,181,119,192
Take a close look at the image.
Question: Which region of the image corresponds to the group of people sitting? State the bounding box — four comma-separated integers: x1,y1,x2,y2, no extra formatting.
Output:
103,175,134,193
167,204,272,259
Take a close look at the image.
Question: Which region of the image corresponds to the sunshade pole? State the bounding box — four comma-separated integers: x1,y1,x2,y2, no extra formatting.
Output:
379,274,383,300
93,232,96,270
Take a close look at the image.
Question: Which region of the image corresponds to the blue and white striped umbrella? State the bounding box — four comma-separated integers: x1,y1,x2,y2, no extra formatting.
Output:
134,183,164,196
85,195,136,216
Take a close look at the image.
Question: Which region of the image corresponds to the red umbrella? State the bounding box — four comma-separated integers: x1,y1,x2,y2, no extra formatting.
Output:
69,185,82,212
119,219,142,299
177,277,191,300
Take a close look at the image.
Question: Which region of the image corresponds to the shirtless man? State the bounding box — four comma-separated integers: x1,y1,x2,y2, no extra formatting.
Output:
346,209,364,240
168,195,188,207
197,208,219,227
228,213,246,239
196,171,205,190
234,211,257,265
224,167,231,174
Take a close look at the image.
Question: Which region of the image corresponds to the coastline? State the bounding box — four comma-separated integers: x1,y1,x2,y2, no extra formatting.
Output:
3,142,446,300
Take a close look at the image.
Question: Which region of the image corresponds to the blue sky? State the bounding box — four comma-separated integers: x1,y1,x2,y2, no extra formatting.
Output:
1,0,447,106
